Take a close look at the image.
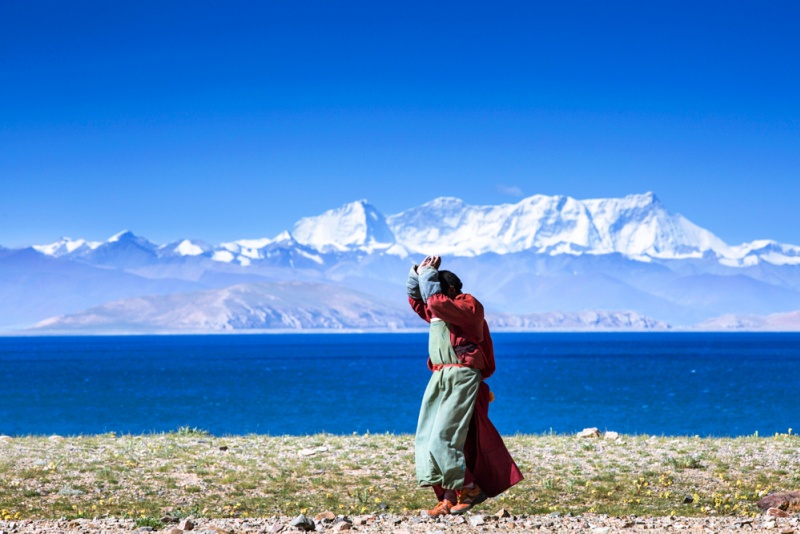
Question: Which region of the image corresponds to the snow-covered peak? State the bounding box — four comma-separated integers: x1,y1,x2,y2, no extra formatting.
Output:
107,230,135,242
104,230,157,250
33,237,101,257
159,239,210,257
388,192,729,259
291,200,396,252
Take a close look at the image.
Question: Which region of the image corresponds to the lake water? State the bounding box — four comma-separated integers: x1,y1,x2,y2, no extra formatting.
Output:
1,333,798,437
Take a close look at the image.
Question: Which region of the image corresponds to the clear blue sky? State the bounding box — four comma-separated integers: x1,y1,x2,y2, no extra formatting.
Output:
2,1,799,248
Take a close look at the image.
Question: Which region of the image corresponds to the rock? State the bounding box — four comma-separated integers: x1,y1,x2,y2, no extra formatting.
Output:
314,511,336,522
495,508,511,518
218,446,228,451
766,520,779,529
290,514,315,531
759,492,800,511
0,435,12,443
469,515,485,526
592,528,611,534
166,529,183,534
298,446,328,457
178,518,195,530
351,515,373,525
161,515,180,524
269,522,284,533
682,495,694,504
48,435,64,443
58,486,85,496
781,529,795,534
332,521,351,532
604,431,619,440
577,428,601,438
770,508,791,518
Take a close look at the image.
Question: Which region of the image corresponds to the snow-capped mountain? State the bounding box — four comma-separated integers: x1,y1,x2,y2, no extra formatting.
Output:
31,193,800,268
32,237,101,257
7,192,800,331
388,193,733,261
292,200,397,252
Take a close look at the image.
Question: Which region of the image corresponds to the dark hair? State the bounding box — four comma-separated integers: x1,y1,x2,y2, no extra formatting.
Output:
438,270,463,294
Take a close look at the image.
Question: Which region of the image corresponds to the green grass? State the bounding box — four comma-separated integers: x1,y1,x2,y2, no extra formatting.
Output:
1,432,798,520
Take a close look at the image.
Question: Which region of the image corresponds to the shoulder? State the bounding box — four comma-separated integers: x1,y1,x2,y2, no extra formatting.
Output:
456,293,481,305
455,293,484,312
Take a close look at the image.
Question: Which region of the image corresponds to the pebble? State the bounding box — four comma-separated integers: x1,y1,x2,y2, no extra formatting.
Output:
1,513,798,533
577,427,601,438
469,514,485,526
298,446,329,457
290,514,315,531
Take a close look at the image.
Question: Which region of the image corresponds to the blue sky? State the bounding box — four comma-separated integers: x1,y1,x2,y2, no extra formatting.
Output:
2,1,799,248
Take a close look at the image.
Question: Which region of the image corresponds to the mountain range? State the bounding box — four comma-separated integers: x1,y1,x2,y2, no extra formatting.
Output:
4,192,800,333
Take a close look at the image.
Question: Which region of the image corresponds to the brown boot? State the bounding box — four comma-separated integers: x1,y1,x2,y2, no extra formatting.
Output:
424,498,454,517
451,484,487,514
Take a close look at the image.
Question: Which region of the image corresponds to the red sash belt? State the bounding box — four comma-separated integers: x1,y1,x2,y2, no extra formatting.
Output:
431,363,473,372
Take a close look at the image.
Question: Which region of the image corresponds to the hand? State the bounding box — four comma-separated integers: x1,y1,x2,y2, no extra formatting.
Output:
419,255,442,270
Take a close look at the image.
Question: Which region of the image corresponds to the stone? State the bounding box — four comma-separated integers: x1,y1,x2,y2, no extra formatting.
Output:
332,521,351,532
48,435,64,443
604,431,619,440
178,518,195,530
469,515,485,526
766,520,778,529
577,427,601,438
592,528,611,534
218,446,229,451
682,495,694,504
298,446,328,457
58,486,85,496
161,515,180,524
352,515,373,525
0,435,12,443
314,511,336,522
269,522,284,533
290,514,315,531
167,529,183,534
759,492,800,511
781,529,795,534
495,508,511,518
770,508,791,518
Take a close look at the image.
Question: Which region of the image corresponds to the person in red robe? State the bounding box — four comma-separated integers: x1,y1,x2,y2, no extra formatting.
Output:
407,255,524,516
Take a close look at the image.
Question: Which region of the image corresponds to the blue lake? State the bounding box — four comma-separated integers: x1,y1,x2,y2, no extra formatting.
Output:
1,333,797,437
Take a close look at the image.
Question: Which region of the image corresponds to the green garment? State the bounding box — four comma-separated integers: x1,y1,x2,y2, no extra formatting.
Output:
415,318,482,489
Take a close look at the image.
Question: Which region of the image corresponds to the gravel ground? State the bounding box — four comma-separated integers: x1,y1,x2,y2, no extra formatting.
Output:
0,512,797,533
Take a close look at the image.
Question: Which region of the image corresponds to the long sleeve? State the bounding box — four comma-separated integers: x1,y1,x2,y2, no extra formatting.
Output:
406,265,422,300
426,293,485,339
417,266,443,302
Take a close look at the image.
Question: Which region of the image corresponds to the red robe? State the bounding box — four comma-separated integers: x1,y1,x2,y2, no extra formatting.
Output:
409,294,523,498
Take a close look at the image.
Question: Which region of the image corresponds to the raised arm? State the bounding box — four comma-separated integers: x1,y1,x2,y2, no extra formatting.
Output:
418,264,484,335
406,265,431,322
